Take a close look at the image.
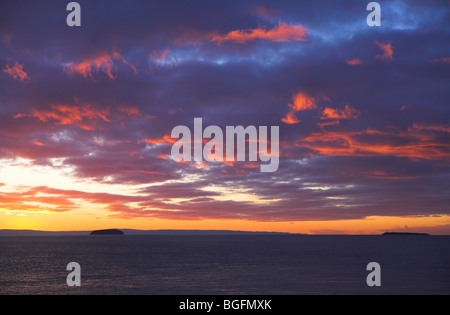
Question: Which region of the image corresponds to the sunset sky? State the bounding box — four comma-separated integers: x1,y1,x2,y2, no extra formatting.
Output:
0,0,449,234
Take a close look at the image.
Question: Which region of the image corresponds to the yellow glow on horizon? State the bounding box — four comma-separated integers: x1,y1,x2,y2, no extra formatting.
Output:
1,208,449,235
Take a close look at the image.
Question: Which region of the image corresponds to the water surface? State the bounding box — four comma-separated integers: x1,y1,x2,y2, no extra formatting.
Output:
1,235,449,294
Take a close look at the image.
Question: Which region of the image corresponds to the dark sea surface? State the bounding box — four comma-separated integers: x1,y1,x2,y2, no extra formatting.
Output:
0,235,449,295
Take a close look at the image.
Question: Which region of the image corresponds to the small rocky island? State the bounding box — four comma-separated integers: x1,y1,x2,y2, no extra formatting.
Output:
90,229,124,235
382,232,429,236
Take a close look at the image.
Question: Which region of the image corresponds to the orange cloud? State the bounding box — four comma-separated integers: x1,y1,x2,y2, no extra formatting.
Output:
282,92,317,124
375,40,394,61
3,61,30,82
241,162,260,169
143,135,176,145
290,92,317,111
0,188,78,213
364,170,419,180
281,111,301,124
117,106,141,117
65,55,115,79
411,122,450,133
321,105,361,120
298,123,450,161
346,58,364,66
0,186,153,215
64,51,136,79
211,22,308,43
124,170,167,176
13,113,26,119
29,104,111,130
317,120,340,128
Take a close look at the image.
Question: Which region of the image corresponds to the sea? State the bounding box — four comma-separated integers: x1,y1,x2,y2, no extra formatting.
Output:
0,235,449,295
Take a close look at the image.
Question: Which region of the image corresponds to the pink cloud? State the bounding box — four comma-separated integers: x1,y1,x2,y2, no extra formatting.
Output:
375,40,394,61
281,111,301,124
117,106,142,117
29,104,111,130
282,92,317,124
64,51,137,79
3,61,30,81
321,105,361,120
211,22,308,44
298,123,450,161
346,58,364,66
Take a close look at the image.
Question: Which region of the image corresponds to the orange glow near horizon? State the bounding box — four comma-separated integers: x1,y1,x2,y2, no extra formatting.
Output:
1,210,449,235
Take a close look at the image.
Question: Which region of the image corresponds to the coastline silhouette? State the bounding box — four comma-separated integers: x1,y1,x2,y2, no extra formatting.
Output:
90,229,125,235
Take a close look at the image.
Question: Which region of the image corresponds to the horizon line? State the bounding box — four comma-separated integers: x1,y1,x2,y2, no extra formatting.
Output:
0,228,442,236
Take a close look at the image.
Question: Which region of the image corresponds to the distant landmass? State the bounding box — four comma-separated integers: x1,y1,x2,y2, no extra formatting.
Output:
90,229,124,235
382,232,430,236
120,229,298,236
0,229,302,236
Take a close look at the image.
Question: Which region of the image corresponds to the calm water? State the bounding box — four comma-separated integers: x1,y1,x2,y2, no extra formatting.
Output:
0,235,449,295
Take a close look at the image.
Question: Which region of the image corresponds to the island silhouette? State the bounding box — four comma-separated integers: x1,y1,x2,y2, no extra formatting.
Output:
90,229,125,235
382,232,429,236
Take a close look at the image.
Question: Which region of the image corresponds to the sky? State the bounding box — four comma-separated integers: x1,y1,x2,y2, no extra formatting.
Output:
0,0,449,234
